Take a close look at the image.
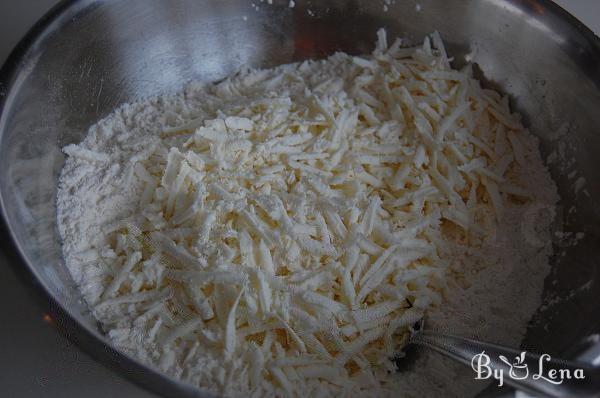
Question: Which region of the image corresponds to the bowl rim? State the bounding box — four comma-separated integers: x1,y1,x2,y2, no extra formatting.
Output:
0,1,217,397
0,1,598,398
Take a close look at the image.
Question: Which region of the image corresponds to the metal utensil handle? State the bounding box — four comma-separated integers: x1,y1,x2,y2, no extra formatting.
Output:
411,331,600,398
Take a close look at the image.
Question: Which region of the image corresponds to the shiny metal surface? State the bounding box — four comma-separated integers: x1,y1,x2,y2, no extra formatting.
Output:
410,330,600,397
0,0,599,397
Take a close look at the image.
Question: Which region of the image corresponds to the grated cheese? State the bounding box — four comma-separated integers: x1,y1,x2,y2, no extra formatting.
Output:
59,28,540,397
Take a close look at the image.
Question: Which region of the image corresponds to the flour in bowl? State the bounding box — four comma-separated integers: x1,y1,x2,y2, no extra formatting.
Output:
57,30,558,397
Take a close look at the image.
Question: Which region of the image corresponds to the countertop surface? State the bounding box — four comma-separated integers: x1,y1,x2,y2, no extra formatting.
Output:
0,1,598,397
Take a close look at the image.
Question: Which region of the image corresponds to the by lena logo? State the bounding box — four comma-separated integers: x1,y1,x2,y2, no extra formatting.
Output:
471,351,586,387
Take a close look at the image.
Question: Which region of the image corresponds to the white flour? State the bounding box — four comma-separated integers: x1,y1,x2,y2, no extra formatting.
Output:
57,32,558,397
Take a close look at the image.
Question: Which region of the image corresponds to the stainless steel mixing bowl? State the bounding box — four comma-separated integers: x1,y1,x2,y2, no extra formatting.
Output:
1,0,599,397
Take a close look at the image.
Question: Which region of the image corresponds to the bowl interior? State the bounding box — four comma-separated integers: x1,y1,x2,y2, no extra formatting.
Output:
1,0,600,396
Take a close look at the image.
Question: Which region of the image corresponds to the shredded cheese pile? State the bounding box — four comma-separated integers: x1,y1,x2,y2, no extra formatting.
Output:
83,30,531,397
